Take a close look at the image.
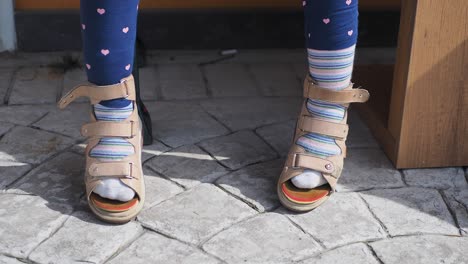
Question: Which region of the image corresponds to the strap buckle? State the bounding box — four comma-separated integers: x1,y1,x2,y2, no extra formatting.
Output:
120,78,131,99
129,121,136,138
125,162,136,179
291,153,300,169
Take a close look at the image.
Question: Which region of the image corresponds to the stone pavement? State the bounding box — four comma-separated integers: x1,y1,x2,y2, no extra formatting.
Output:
0,50,467,264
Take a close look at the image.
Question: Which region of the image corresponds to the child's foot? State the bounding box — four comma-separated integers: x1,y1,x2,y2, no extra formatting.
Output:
290,99,345,189
90,100,135,202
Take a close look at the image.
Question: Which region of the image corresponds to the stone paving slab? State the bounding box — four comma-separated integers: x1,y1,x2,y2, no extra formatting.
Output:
216,159,283,212
109,232,221,264
361,187,459,236
203,213,321,263
204,64,260,97
142,167,184,209
33,103,89,139
200,97,301,131
0,161,32,190
198,130,277,170
0,194,72,258
138,67,158,100
158,64,207,100
7,152,85,207
62,68,88,103
138,183,257,245
256,120,296,156
9,67,62,105
443,188,468,235
0,255,24,264
337,148,405,192
249,63,302,96
280,192,387,248
370,235,468,264
146,101,229,147
403,167,467,189
0,50,466,263
0,122,14,137
141,140,171,162
0,68,14,101
0,126,75,164
145,145,228,189
298,243,380,264
29,211,143,264
0,105,51,126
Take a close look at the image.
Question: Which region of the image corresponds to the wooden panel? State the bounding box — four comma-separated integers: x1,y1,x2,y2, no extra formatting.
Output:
391,0,468,168
15,0,401,10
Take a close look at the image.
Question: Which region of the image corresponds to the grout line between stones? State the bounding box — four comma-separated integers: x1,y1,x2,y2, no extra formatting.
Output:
214,182,263,212
196,101,233,133
25,213,74,261
2,254,38,264
283,215,326,250
438,189,463,236
198,212,260,247
3,66,19,105
143,165,188,191
356,193,391,238
252,129,281,158
398,169,409,186
365,243,385,264
195,143,233,171
102,227,146,264
4,142,79,190
293,240,383,263
137,225,228,264
198,64,213,98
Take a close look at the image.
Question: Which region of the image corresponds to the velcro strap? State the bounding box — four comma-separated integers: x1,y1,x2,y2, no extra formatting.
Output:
299,116,349,139
290,153,337,176
303,76,369,104
88,162,138,179
81,121,136,138
58,75,136,109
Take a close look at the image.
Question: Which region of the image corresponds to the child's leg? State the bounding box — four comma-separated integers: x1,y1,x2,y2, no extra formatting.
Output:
80,0,139,201
291,0,358,189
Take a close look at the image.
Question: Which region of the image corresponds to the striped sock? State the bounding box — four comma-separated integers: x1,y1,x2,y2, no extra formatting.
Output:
90,102,134,160
89,102,136,202
291,46,355,189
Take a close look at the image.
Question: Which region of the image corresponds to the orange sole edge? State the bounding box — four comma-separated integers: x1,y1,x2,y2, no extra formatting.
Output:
90,193,139,213
281,181,330,204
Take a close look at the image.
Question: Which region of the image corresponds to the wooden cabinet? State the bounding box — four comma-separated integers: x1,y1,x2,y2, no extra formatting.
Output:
354,0,468,168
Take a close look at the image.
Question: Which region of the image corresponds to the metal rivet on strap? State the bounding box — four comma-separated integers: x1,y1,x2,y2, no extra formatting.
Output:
325,163,333,171
93,167,99,173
